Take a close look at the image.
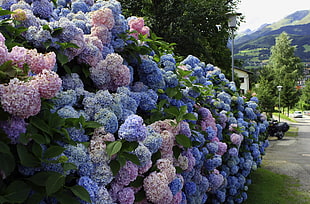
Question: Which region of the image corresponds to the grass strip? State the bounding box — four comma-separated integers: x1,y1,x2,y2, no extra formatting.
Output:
245,168,310,204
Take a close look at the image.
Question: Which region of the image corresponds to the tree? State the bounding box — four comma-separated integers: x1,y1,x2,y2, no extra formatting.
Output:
118,0,241,75
254,66,277,118
298,79,310,110
265,32,303,115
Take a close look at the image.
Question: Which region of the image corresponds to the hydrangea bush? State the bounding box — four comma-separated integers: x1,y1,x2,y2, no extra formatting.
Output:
0,0,269,203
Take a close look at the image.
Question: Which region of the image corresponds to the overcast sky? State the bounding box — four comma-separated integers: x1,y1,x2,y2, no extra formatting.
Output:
237,0,310,32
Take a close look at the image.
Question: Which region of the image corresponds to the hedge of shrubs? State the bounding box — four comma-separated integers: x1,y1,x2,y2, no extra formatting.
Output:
0,0,269,203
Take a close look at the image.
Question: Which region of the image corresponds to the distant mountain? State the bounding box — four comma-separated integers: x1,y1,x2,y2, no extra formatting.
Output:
234,10,310,70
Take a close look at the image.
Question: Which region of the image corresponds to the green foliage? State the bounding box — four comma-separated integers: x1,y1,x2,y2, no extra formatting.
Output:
255,32,303,115
0,101,98,203
118,0,239,73
146,67,212,124
0,8,28,50
117,30,176,65
106,140,140,175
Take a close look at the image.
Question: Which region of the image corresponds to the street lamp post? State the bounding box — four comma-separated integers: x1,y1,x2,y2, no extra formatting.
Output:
227,12,241,82
277,85,283,122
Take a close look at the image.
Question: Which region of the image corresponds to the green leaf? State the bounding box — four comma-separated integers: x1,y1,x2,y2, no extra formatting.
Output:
179,105,188,115
25,192,44,204
106,141,122,156
121,141,139,152
32,142,43,158
46,172,65,195
183,113,197,121
0,152,15,177
17,144,40,167
121,152,140,165
109,159,121,176
175,166,183,174
26,172,49,186
42,24,51,31
173,146,182,159
63,64,71,74
129,176,144,188
175,134,192,148
83,121,101,129
0,9,13,16
56,42,79,49
0,141,11,154
69,185,91,203
134,189,146,202
164,106,179,117
116,155,126,167
63,163,77,172
31,133,49,144
30,117,50,135
44,146,66,159
57,53,69,66
4,181,31,203
54,190,80,204
165,87,178,98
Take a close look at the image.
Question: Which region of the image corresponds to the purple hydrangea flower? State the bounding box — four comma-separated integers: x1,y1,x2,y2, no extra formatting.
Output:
0,116,27,144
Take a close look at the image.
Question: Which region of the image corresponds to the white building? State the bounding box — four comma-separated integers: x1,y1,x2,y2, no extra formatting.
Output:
234,67,252,94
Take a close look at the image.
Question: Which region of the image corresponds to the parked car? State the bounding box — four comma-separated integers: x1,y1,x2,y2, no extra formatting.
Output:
303,111,310,116
293,111,303,118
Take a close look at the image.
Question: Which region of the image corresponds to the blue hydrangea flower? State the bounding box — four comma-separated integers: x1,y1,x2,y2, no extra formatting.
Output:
169,177,183,195
32,0,54,19
133,144,152,166
180,55,200,68
184,181,197,196
78,176,99,202
51,90,77,109
71,0,90,13
143,126,163,154
118,114,147,141
94,108,118,133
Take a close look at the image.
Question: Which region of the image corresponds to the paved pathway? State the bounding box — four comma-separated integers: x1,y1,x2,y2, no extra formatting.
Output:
262,116,310,194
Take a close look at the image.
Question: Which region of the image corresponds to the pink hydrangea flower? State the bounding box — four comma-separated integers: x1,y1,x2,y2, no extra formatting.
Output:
85,35,104,51
0,32,5,43
90,26,112,45
26,50,56,74
30,69,62,99
143,172,173,204
7,46,29,69
216,141,228,156
229,123,238,132
230,133,244,146
156,159,176,183
90,53,130,91
128,17,150,40
91,8,115,29
0,78,41,118
172,191,183,204
0,33,8,64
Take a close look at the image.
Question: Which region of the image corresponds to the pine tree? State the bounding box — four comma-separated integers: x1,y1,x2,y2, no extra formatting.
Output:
265,32,302,115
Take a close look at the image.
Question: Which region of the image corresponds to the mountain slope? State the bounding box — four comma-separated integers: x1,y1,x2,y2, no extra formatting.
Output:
235,10,310,69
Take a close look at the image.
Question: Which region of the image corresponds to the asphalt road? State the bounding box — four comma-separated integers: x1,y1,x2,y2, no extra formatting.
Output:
262,115,310,193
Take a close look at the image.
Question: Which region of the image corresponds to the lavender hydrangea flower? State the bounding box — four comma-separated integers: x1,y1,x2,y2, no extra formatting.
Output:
0,116,27,144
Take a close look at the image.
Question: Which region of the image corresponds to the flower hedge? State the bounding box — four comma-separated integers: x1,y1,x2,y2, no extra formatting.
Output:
0,0,269,204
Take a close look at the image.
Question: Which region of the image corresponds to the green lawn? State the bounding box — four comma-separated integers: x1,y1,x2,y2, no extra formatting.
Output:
245,168,310,204
245,125,310,204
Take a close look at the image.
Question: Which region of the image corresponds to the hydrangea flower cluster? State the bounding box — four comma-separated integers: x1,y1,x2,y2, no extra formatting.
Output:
0,0,271,204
